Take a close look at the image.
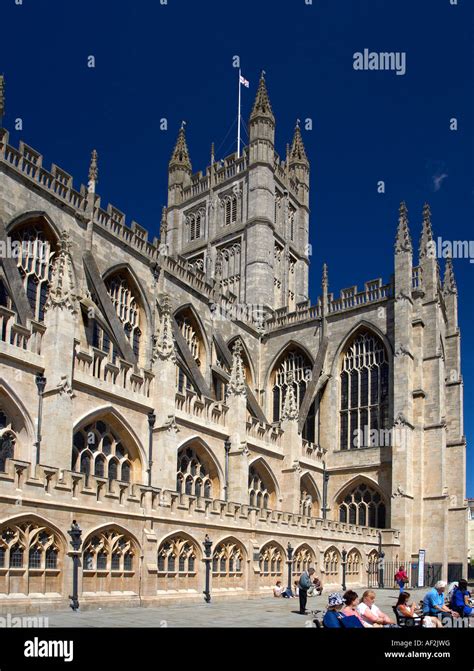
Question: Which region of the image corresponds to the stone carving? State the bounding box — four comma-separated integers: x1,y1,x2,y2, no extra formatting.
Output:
281,371,298,421
44,231,79,315
152,294,176,363
228,339,246,396
56,375,75,399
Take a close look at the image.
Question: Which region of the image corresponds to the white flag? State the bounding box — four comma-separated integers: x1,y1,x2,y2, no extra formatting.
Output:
239,75,249,88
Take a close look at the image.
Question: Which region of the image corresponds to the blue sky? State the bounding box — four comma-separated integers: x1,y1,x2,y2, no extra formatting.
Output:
1,0,473,493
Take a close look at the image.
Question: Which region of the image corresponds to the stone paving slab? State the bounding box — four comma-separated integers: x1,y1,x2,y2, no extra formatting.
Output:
16,588,434,628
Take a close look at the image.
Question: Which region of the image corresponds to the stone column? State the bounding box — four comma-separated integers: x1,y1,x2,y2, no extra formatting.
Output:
225,340,250,505
390,202,415,562
40,231,79,471
280,373,302,514
150,294,180,490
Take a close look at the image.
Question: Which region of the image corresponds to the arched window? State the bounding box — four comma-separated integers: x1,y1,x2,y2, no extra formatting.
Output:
177,445,215,498
346,549,362,578
106,274,142,359
259,544,283,577
11,223,56,322
222,195,238,226
212,541,243,577
338,482,386,528
340,332,389,450
0,424,15,472
299,474,319,518
0,521,62,595
82,529,137,594
186,208,205,242
157,536,197,576
293,545,315,574
175,309,205,392
271,349,314,441
323,547,340,578
248,465,272,509
72,420,137,484
218,243,241,299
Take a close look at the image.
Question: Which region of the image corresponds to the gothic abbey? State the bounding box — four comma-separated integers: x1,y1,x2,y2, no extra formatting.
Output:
0,75,467,611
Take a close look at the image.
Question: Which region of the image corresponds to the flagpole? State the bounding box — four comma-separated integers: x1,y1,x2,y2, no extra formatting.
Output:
237,68,241,159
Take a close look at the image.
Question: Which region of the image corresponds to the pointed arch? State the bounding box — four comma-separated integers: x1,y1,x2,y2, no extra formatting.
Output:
333,474,383,503
329,320,393,377
0,377,35,440
82,523,142,554
156,530,201,591
292,542,317,574
212,536,247,586
300,471,321,517
248,456,280,509
264,339,315,392
72,406,146,482
212,534,248,560
0,512,67,549
8,212,60,322
102,262,153,330
335,476,387,529
101,264,149,364
176,436,223,498
6,210,62,240
258,540,285,578
156,529,202,558
323,545,341,579
174,303,210,370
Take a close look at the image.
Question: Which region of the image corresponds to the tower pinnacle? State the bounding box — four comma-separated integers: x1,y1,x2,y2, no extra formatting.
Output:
395,201,412,254
169,123,192,172
419,202,434,259
250,72,274,123
289,121,308,165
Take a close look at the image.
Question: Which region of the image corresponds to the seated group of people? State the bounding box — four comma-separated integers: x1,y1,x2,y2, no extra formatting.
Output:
322,579,473,628
419,579,473,621
323,590,395,628
273,573,323,600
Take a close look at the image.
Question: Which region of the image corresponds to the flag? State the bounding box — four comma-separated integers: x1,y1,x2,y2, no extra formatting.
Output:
239,74,249,88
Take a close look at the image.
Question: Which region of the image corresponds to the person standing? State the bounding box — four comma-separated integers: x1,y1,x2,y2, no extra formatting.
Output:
394,566,409,593
298,567,315,614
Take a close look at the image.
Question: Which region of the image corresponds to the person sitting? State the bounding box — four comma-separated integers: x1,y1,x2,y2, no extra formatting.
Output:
422,581,460,621
323,592,364,628
394,566,409,593
357,590,394,626
309,576,323,596
449,579,473,618
342,590,373,627
395,591,442,628
293,581,299,597
273,580,284,597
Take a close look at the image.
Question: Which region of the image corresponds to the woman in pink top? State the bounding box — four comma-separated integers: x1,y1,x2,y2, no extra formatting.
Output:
342,590,374,627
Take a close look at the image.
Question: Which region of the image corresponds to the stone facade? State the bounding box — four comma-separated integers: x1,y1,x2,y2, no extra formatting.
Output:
0,75,467,612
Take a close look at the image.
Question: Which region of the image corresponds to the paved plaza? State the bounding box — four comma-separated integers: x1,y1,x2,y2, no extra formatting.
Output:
16,588,435,628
